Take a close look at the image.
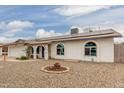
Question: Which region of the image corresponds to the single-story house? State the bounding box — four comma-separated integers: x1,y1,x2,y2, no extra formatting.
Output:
0,44,3,56
0,28,122,63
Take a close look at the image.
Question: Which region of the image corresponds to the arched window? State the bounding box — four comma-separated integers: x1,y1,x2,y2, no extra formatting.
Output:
85,42,97,56
56,43,64,55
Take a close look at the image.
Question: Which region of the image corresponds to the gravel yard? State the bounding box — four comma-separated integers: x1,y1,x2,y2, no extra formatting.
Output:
0,60,124,88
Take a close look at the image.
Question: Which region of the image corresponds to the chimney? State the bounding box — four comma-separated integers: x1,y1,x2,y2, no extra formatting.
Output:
70,28,79,35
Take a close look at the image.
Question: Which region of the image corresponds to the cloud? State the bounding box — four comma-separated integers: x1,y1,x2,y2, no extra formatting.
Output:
7,20,34,31
67,6,124,27
0,22,6,30
0,36,32,44
0,20,34,43
38,22,63,27
36,28,62,38
75,23,124,43
106,24,124,43
36,26,85,39
0,20,34,37
53,5,111,17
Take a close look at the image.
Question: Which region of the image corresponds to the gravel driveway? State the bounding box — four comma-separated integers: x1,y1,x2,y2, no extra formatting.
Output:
0,60,124,88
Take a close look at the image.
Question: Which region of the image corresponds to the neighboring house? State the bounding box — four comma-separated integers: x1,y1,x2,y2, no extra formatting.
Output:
0,44,3,56
0,28,122,63
0,45,8,56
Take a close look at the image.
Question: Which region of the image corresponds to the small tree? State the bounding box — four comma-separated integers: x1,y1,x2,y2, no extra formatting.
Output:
24,43,33,59
25,47,31,59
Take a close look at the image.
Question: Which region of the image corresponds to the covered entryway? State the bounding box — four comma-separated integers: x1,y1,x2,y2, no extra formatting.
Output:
36,46,45,59
31,44,49,60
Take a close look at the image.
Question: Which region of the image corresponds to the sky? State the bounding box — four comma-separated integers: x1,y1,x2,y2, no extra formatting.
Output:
0,5,124,43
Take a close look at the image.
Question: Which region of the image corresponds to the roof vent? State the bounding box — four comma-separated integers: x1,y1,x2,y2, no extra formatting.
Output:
70,28,79,35
83,27,95,33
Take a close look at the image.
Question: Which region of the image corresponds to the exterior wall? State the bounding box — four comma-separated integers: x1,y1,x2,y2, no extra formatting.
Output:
0,47,2,56
50,37,114,62
7,37,114,62
51,41,83,60
97,38,114,62
8,45,27,58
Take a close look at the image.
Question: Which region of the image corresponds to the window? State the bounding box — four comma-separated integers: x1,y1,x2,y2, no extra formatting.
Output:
85,48,90,56
85,42,97,56
2,46,8,55
57,44,64,55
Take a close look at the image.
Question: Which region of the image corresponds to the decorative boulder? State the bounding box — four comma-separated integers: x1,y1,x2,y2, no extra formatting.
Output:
54,62,61,69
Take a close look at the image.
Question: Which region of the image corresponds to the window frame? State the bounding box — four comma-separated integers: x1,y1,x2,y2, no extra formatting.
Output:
56,43,65,56
84,42,97,57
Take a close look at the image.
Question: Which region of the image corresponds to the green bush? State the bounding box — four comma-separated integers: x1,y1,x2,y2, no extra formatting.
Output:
16,56,28,60
16,57,20,60
20,56,28,60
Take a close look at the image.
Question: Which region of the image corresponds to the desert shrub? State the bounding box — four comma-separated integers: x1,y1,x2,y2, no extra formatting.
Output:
54,62,61,69
16,57,20,60
20,56,28,60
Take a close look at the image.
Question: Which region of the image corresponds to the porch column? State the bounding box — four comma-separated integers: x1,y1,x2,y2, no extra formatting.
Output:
33,46,37,59
39,46,42,58
44,44,49,60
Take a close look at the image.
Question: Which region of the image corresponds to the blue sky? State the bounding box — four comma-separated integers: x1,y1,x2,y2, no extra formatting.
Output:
0,5,124,43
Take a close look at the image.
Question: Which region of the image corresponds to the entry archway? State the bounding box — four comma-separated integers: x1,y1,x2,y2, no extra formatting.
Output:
36,46,45,59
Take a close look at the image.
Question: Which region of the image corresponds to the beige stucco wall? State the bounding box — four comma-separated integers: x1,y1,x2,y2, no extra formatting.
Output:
7,37,114,62
51,40,82,60
0,47,2,56
8,45,27,58
50,37,114,62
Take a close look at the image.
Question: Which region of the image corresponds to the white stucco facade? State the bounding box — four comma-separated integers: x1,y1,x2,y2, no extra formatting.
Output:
6,37,114,62
8,45,27,58
3,29,121,63
50,37,114,62
0,47,2,56
2,37,114,62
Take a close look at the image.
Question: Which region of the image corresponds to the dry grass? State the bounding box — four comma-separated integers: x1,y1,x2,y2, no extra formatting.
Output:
0,60,123,88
